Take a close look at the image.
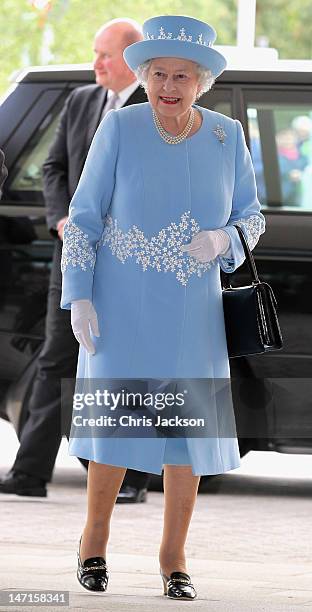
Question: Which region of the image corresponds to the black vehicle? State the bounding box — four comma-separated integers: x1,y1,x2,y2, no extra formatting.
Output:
1,62,312,474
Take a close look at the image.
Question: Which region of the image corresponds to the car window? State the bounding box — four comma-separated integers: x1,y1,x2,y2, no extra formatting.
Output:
245,92,312,211
6,92,69,202
212,101,232,117
9,113,62,193
199,88,233,118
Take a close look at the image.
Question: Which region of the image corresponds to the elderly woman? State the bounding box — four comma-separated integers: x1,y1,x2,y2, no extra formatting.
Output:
61,15,265,601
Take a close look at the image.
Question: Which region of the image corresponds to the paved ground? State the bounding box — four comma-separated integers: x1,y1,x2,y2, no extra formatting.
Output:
1,421,312,611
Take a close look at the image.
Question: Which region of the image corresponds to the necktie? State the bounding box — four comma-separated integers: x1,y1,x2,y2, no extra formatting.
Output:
102,92,119,119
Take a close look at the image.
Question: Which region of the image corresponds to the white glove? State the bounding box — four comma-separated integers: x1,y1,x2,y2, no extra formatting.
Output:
181,229,231,263
71,299,100,355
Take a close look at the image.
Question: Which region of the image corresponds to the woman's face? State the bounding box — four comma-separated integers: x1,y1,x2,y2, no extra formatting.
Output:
146,57,201,119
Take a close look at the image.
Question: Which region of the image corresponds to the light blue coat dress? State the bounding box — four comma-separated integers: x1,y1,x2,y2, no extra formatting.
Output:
61,102,265,476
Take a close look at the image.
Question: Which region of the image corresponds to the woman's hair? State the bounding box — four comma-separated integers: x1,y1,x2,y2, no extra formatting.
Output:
134,59,215,99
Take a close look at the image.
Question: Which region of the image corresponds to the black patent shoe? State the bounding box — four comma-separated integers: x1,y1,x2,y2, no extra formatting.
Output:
160,567,197,600
77,536,109,592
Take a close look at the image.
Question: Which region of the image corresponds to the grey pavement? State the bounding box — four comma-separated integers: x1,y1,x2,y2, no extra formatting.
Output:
1,424,312,611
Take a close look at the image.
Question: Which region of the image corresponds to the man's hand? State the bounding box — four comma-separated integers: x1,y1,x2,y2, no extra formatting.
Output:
71,300,100,355
181,229,231,263
57,215,69,241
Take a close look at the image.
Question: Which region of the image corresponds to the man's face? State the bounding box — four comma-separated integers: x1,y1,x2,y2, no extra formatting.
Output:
93,28,131,91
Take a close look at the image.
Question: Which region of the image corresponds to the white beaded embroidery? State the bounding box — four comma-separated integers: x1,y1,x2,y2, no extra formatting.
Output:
98,211,215,286
146,27,212,47
229,215,265,252
61,210,265,283
61,216,96,273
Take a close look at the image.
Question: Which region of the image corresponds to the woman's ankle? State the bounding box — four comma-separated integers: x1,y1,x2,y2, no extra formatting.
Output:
159,550,187,576
160,563,188,576
80,526,109,563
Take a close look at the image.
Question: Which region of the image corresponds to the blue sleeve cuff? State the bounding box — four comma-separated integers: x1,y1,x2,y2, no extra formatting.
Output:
218,225,245,273
60,267,94,309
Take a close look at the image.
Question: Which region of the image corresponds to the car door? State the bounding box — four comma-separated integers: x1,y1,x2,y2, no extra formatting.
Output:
200,73,312,451
241,84,312,450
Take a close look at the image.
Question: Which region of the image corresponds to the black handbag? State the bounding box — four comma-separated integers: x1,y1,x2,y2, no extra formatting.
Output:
222,224,283,358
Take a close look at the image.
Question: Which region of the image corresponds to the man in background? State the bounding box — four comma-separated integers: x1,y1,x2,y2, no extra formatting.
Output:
0,19,151,502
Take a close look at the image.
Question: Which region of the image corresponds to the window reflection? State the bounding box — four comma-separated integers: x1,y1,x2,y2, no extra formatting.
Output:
247,105,312,211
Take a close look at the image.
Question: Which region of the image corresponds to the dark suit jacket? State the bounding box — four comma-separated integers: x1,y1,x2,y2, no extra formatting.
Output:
42,83,147,237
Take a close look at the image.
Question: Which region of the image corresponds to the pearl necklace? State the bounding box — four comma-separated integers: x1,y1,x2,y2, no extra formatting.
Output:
152,107,195,145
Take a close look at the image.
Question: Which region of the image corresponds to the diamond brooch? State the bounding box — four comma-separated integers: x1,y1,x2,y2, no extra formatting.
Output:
213,124,227,144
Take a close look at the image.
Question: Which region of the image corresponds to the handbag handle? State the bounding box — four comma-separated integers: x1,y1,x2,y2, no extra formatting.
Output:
222,224,260,287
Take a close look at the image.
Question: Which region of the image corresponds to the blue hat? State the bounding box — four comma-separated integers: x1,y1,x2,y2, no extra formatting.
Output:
123,15,227,78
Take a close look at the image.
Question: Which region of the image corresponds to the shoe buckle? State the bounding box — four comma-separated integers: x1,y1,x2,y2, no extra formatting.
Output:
82,564,107,571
